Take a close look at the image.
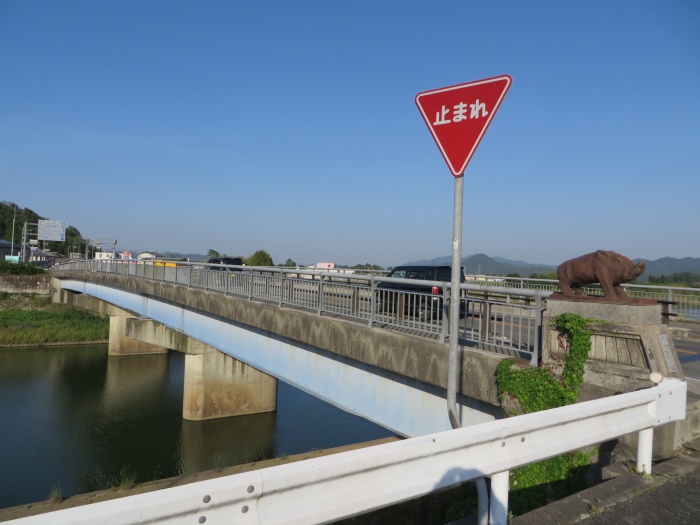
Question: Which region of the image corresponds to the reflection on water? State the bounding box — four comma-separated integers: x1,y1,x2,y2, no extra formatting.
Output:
0,345,393,509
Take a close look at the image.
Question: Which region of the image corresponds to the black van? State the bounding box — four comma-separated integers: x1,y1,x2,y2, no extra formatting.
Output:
207,257,243,270
376,265,466,320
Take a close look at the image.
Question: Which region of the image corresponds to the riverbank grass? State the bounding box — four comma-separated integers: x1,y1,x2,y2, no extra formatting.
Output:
0,295,109,345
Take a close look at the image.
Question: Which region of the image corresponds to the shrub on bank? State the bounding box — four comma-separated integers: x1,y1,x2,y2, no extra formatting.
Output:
0,260,45,275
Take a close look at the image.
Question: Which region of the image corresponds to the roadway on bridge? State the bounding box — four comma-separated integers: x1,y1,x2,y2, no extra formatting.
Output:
676,338,700,395
670,319,700,395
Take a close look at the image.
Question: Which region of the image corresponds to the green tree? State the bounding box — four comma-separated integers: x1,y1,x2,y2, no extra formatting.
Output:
529,272,557,279
206,249,221,258
246,250,274,267
0,260,45,275
283,258,297,267
351,263,385,271
0,201,85,258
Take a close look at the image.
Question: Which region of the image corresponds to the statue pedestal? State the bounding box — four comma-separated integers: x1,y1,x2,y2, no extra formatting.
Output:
544,298,698,459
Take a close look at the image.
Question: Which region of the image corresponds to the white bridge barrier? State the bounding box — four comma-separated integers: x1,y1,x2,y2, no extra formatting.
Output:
12,379,686,525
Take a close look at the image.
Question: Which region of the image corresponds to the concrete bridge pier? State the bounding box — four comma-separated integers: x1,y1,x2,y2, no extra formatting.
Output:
109,314,168,356
182,346,277,421
124,318,277,421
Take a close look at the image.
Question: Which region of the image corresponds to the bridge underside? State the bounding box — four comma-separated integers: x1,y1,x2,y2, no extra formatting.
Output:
54,277,504,437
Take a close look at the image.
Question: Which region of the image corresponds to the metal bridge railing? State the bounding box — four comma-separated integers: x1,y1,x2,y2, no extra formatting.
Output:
468,276,700,322
55,260,546,365
57,260,700,363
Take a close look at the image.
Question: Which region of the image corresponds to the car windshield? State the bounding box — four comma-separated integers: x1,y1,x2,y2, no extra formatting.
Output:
390,270,407,278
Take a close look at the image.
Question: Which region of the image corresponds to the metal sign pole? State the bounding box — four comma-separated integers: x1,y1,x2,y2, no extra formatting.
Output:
448,175,489,524
447,175,464,428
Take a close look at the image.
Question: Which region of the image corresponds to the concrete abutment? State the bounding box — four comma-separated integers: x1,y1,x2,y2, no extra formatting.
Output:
544,298,697,459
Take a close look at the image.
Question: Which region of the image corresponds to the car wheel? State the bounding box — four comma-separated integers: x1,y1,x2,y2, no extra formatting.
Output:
413,306,427,322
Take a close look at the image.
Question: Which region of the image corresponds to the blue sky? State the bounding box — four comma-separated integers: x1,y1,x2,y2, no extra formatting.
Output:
1,1,698,267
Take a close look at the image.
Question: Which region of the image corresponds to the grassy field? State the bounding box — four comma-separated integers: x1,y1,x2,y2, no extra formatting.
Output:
0,293,109,346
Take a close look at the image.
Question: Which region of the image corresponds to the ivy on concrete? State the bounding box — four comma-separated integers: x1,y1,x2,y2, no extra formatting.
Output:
495,312,597,515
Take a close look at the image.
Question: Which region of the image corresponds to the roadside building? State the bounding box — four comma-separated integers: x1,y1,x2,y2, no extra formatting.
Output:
0,238,13,259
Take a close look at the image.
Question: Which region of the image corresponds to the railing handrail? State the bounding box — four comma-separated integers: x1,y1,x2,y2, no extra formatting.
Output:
58,260,699,295
469,274,700,295
55,260,553,298
55,260,548,363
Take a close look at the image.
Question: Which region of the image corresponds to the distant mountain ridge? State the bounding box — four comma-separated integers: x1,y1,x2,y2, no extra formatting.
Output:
403,253,700,281
402,253,557,276
634,257,700,282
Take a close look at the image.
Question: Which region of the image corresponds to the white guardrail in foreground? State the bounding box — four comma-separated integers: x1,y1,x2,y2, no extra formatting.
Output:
12,379,687,525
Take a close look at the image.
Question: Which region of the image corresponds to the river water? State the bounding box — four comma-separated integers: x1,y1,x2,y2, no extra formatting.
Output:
0,345,394,509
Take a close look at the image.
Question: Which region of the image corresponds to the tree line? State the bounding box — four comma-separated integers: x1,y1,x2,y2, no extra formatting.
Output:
647,273,700,287
206,249,386,270
0,201,85,258
1,202,388,270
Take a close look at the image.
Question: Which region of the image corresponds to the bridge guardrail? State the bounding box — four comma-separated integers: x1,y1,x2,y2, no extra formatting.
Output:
12,377,686,525
470,276,700,321
55,260,546,365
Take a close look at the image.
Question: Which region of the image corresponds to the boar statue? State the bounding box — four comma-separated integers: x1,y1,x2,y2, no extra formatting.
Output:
557,250,646,299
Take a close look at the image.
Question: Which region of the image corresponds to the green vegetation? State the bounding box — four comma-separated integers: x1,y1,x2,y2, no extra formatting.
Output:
444,496,478,522
0,259,45,275
527,272,558,279
246,249,274,266
0,201,86,258
48,484,63,504
647,272,700,287
0,296,109,345
495,313,597,515
338,263,385,271
114,466,137,490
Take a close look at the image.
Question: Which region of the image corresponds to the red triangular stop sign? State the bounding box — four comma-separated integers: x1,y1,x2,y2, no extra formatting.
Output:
415,75,512,177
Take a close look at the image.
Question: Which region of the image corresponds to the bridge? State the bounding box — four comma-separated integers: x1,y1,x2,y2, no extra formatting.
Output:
38,260,699,523
52,261,544,436
50,260,698,437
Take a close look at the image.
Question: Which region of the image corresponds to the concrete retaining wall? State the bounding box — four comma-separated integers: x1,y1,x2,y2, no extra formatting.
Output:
0,274,52,295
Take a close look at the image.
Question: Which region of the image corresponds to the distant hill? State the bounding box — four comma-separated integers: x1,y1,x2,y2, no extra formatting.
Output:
403,254,557,277
402,253,700,281
635,257,700,282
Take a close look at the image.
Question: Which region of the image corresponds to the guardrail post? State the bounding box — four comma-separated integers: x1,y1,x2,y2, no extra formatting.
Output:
440,286,449,344
368,276,376,327
481,292,490,337
532,293,542,366
279,269,284,307
636,427,654,475
489,470,510,525
317,275,324,316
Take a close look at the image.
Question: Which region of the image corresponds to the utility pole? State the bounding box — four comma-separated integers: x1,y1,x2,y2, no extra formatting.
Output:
21,222,27,262
10,204,16,257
